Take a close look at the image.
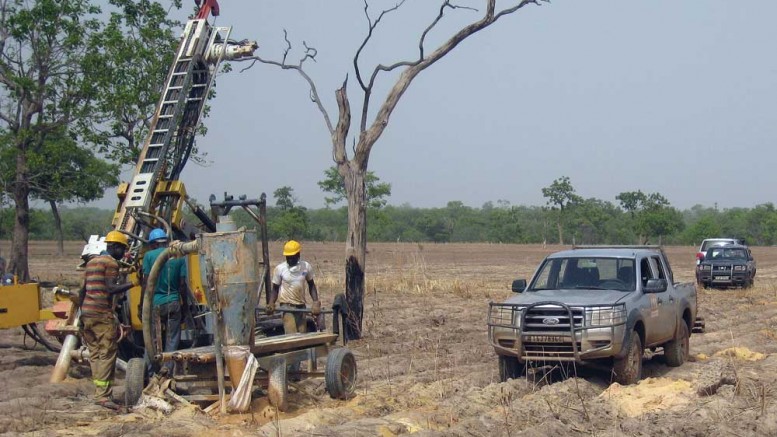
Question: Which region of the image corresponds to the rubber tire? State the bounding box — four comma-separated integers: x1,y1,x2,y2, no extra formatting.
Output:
613,332,643,385
125,358,146,407
664,321,689,367
325,348,357,400
498,355,526,382
268,361,288,411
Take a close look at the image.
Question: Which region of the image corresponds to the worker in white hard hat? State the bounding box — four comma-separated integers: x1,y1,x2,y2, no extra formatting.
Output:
79,230,132,411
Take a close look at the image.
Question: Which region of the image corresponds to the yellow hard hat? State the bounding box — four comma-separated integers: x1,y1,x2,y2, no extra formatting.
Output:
105,230,129,247
283,240,301,256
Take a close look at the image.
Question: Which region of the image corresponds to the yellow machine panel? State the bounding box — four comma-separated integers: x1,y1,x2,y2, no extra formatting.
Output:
186,252,207,305
129,283,143,330
127,252,206,331
0,283,49,328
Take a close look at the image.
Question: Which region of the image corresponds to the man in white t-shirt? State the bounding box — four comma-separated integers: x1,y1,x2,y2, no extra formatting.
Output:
267,240,320,335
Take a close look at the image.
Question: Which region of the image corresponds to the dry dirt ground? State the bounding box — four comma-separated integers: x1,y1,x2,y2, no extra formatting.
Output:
1,241,777,436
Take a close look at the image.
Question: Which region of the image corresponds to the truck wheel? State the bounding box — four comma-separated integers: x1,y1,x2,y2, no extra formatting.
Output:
664,321,689,367
268,361,288,411
125,358,146,407
612,332,642,385
325,348,357,400
498,355,526,382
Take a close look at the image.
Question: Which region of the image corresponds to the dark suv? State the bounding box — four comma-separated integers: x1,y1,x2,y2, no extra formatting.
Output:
697,244,756,288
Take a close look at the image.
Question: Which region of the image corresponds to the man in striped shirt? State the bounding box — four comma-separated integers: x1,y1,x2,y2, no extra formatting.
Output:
79,230,133,410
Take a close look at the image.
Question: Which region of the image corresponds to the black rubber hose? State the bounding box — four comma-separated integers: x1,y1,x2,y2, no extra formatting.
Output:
142,241,199,364
142,248,172,365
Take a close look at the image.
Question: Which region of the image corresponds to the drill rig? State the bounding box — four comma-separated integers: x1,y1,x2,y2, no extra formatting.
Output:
43,3,356,410
46,0,262,380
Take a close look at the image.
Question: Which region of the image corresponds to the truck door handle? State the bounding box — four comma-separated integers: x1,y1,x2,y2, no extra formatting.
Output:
669,297,675,303
656,298,663,305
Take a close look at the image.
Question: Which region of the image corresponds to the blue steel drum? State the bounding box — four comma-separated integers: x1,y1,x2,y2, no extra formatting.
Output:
198,229,259,346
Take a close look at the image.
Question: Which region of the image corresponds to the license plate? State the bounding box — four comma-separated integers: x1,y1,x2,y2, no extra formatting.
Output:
714,276,729,281
524,335,570,343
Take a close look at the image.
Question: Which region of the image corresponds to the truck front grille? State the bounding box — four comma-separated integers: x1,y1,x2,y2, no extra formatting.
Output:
522,306,584,332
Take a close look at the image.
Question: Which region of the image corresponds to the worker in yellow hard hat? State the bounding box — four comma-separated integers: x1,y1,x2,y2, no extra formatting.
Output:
78,230,133,411
267,240,321,379
267,240,321,332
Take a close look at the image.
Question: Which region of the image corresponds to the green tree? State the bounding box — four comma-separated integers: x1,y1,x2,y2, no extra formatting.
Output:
542,176,581,245
617,190,650,243
0,0,104,279
26,131,118,255
486,204,523,243
617,191,682,244
682,216,722,246
273,186,297,211
270,208,309,240
86,0,183,165
271,186,308,239
573,198,619,244
615,191,646,219
318,166,391,209
0,0,181,279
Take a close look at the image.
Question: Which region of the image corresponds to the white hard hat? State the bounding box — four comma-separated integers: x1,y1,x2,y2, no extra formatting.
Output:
81,235,107,258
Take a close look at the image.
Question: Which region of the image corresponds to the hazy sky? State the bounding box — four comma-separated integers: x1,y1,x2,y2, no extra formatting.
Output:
88,0,777,211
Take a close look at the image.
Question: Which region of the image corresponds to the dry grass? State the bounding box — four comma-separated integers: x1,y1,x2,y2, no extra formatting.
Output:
2,241,777,436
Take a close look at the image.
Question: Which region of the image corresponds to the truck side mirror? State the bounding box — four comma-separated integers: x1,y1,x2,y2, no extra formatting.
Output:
644,278,667,293
511,279,526,293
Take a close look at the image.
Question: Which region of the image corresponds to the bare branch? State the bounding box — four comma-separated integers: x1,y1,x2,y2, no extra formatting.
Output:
496,0,546,21
333,77,351,165
354,0,406,91
420,1,477,60
281,29,291,65
236,29,333,134
300,41,317,65
353,0,407,131
354,0,546,168
239,55,334,135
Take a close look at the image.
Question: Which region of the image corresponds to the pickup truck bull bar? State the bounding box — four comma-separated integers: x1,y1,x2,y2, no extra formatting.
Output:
488,301,626,362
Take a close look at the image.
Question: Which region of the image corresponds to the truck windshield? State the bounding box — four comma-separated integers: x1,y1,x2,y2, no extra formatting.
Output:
706,247,747,260
529,257,636,292
700,239,736,252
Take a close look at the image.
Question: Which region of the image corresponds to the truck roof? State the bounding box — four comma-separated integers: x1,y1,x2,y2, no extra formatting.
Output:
549,246,665,259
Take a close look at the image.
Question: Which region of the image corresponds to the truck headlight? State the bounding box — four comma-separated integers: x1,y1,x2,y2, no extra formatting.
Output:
511,307,524,328
700,265,711,271
733,265,746,271
586,305,626,326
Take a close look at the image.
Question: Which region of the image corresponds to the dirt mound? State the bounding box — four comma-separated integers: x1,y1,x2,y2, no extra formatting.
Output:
601,377,693,417
713,347,767,361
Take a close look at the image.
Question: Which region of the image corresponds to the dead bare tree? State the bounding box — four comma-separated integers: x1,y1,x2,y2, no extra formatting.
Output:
241,0,548,339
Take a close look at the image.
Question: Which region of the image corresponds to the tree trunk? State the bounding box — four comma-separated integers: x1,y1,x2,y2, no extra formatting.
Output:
556,220,564,245
8,150,31,282
343,167,366,340
50,200,64,256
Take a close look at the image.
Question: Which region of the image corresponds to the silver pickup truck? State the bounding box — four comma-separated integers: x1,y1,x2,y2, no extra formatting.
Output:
488,246,697,385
